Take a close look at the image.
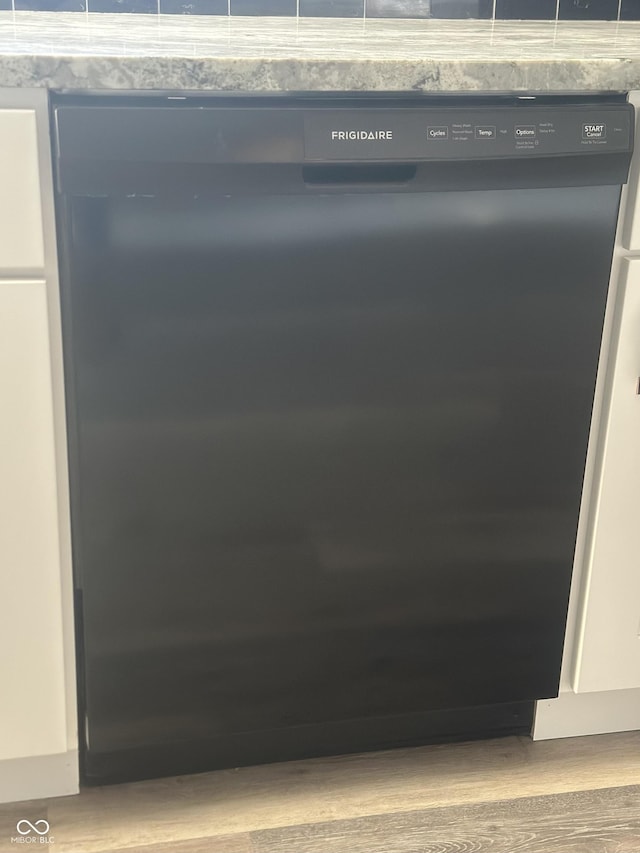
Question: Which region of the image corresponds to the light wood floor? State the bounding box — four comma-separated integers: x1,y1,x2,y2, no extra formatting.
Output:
1,731,640,853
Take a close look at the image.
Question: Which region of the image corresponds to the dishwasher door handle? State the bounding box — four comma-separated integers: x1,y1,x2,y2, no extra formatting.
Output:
302,164,417,188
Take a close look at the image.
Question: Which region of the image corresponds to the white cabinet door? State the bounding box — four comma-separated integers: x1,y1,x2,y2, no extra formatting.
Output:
624,177,640,251
573,258,640,693
622,94,640,251
0,279,68,760
0,110,45,273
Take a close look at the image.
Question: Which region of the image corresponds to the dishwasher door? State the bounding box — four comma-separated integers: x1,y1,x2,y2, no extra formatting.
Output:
55,98,633,784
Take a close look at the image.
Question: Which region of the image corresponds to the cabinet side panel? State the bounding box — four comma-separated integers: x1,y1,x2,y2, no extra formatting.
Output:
0,280,68,759
573,257,640,693
0,110,45,274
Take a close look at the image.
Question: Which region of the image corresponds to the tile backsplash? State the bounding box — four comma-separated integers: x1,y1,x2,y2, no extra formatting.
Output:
8,0,640,19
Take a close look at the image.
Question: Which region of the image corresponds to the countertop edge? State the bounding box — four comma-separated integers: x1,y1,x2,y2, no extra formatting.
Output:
1,55,640,93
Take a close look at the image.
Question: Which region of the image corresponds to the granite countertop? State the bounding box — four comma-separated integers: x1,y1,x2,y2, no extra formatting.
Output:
1,11,640,93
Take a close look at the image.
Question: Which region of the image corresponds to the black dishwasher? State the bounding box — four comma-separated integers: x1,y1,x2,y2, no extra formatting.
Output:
54,95,633,785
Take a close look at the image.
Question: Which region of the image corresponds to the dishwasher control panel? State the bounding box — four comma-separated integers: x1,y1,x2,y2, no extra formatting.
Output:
54,98,635,196
303,105,634,161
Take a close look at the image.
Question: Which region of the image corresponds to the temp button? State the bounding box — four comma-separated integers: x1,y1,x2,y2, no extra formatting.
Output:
475,126,496,140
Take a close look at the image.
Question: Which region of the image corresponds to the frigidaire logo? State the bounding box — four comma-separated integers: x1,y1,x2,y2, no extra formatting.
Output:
330,130,393,141
583,123,606,139
11,820,54,845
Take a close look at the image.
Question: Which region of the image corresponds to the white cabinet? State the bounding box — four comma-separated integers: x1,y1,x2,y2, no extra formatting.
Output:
0,91,77,803
573,257,640,693
623,96,640,251
623,167,640,250
0,110,45,273
0,280,68,759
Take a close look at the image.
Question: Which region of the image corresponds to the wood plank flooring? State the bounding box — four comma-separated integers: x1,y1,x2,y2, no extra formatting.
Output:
1,731,639,853
250,785,640,853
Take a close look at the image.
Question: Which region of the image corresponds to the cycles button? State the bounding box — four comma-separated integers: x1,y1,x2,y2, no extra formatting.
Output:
475,126,496,140
427,126,449,140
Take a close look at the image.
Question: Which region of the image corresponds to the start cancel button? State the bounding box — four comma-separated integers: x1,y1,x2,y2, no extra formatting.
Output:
583,123,607,139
